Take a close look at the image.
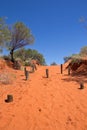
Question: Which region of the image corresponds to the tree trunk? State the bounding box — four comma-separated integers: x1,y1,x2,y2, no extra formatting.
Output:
10,49,14,62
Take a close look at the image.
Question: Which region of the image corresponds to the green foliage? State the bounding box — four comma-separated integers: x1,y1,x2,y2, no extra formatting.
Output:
14,48,46,65
64,54,82,64
0,17,11,51
14,47,26,61
7,22,34,62
30,50,46,65
0,18,45,65
9,22,34,50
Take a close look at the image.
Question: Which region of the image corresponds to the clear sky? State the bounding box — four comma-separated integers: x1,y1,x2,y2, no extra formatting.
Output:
0,0,87,65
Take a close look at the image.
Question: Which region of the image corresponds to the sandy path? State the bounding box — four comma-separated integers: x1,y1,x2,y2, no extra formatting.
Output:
0,65,87,130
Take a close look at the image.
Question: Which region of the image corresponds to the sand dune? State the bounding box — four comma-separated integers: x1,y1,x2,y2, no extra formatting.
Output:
0,64,87,130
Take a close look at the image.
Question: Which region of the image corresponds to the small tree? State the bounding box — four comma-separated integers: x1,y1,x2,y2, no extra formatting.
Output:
9,22,34,62
0,17,11,52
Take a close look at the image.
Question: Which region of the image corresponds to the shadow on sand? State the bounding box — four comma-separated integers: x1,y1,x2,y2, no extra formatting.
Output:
62,72,87,84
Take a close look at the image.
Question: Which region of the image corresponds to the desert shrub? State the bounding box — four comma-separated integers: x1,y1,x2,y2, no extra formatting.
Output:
24,62,29,66
2,55,11,61
64,46,87,63
13,58,22,70
14,48,46,65
70,54,82,64
13,61,21,70
64,53,82,64
64,46,87,72
50,62,57,65
64,56,71,63
15,57,22,63
0,71,15,84
80,46,87,56
24,60,30,66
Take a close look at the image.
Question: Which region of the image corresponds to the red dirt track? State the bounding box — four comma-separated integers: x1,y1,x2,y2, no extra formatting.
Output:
0,62,87,130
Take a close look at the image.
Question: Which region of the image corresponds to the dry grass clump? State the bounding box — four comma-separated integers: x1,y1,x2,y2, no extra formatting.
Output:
0,71,15,84
0,59,6,69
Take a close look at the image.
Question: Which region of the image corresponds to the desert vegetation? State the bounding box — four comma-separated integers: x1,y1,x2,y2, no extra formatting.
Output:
0,17,34,61
50,61,57,65
64,46,87,63
0,17,46,84
0,71,15,84
13,48,46,65
64,46,87,75
0,17,46,66
0,16,87,130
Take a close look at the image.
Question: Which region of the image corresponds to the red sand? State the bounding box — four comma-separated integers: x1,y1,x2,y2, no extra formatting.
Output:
0,63,87,130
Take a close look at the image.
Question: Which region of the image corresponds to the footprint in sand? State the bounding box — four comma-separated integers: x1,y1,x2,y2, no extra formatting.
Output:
66,116,77,127
44,83,47,86
38,108,42,112
66,116,72,124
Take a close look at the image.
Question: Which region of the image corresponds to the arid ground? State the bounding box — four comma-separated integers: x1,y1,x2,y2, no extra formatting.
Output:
0,61,87,130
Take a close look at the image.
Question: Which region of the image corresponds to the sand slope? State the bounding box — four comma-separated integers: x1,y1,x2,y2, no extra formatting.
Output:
0,65,87,130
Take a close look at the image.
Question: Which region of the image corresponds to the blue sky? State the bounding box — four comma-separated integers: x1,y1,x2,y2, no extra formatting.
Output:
0,0,87,65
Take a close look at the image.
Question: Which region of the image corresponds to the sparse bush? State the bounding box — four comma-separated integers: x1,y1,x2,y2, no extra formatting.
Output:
2,55,11,61
24,62,29,66
0,71,15,84
13,58,22,70
70,54,82,64
64,56,71,63
14,48,46,65
13,60,22,70
80,46,87,56
15,57,22,63
50,62,57,65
